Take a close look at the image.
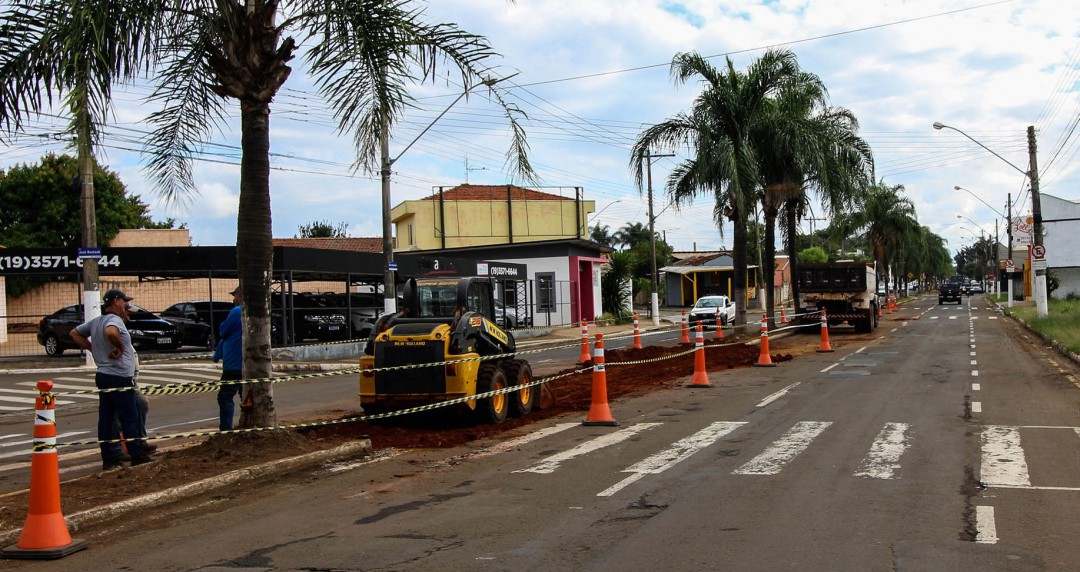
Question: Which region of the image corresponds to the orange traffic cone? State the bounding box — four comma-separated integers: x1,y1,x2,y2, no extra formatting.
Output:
582,334,618,426
715,318,725,340
680,311,690,344
780,307,788,324
688,324,711,387
2,381,86,560
632,311,643,350
578,320,590,364
817,309,834,353
753,313,777,367
886,296,893,314
877,300,883,318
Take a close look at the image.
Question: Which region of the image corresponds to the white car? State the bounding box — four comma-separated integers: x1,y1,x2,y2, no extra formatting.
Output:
688,295,736,327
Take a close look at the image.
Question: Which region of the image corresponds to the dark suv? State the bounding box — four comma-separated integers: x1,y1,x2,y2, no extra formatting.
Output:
37,304,181,357
320,292,382,339
270,293,349,343
160,301,235,349
939,277,963,305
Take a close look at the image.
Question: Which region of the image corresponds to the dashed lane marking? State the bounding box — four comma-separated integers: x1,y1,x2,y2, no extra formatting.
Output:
976,506,998,544
757,382,802,408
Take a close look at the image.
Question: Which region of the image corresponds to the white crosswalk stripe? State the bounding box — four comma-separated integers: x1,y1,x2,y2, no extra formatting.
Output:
0,369,221,413
981,425,1031,487
733,421,833,475
514,423,662,474
599,421,746,497
854,422,912,479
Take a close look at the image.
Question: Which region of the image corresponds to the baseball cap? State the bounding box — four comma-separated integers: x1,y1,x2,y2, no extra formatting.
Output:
103,289,133,305
229,286,242,294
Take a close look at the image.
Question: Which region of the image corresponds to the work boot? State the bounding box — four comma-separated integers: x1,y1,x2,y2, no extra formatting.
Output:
130,454,155,467
101,462,123,471
143,442,158,454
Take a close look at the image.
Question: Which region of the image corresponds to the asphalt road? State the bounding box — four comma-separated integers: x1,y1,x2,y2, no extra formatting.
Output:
3,295,1079,571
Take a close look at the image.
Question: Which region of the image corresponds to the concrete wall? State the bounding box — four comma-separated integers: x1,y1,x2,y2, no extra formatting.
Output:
109,229,191,247
393,199,595,251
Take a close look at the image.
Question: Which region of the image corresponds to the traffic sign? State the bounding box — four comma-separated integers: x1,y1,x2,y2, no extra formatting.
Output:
1005,259,1015,269
1033,258,1047,271
387,261,398,271
1032,244,1046,259
77,247,101,259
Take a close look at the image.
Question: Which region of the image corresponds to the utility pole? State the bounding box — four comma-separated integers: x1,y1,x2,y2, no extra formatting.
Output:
77,136,100,366
1007,192,1013,308
644,150,674,326
380,111,396,317
1028,126,1047,317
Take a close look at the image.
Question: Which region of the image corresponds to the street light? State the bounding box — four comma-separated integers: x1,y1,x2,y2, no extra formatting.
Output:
933,121,1046,316
956,215,990,235
587,200,622,224
955,185,1010,301
954,186,1005,218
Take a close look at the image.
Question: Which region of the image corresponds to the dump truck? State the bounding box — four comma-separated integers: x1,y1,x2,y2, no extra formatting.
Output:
796,261,879,334
359,277,534,424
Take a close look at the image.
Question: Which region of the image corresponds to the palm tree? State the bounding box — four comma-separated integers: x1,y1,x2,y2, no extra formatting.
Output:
751,59,874,326
0,1,164,310
613,221,652,250
631,50,802,326
589,224,616,249
849,181,918,290
1,1,532,428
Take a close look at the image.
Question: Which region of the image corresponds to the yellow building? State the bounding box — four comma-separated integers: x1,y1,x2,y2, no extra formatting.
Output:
391,184,595,251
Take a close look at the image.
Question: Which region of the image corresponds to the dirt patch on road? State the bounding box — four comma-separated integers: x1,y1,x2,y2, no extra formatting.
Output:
0,333,821,531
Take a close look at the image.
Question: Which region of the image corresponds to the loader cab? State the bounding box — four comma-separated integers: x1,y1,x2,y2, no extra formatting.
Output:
401,277,495,320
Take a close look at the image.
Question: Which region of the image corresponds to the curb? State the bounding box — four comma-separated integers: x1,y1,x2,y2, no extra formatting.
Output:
0,438,373,546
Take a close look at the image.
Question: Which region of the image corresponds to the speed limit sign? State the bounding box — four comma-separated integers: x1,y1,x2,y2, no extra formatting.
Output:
1032,244,1046,259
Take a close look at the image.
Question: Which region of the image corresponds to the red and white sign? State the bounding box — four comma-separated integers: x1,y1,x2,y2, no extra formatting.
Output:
1032,244,1046,259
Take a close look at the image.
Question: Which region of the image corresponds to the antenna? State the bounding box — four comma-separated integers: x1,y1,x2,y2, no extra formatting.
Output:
464,156,487,183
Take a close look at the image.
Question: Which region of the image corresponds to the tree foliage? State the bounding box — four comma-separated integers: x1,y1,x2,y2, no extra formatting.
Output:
0,153,170,248
0,1,533,429
797,246,828,264
601,251,634,318
296,220,349,238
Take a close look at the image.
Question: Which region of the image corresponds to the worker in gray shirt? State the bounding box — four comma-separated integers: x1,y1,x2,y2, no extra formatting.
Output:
70,289,154,470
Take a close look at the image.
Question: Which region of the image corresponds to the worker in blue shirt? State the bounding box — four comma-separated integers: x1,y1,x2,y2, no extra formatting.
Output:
212,286,244,430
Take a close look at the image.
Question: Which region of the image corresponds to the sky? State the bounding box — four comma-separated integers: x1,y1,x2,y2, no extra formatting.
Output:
1,0,1078,260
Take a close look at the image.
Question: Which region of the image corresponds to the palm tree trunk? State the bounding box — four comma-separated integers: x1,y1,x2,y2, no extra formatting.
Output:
763,207,777,330
236,98,277,429
731,213,748,326
784,200,800,316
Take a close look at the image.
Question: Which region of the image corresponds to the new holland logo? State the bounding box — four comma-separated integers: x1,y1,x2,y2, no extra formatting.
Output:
483,319,509,345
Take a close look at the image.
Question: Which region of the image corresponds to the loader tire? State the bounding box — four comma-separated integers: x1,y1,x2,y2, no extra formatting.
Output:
475,364,509,424
505,360,536,417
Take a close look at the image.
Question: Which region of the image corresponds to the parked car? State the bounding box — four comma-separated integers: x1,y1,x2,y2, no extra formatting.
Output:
493,298,531,328
160,300,235,349
270,293,349,343
321,292,383,339
689,295,737,327
37,304,181,357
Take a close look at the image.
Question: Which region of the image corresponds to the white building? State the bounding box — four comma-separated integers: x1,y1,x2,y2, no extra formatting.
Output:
1042,193,1080,299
